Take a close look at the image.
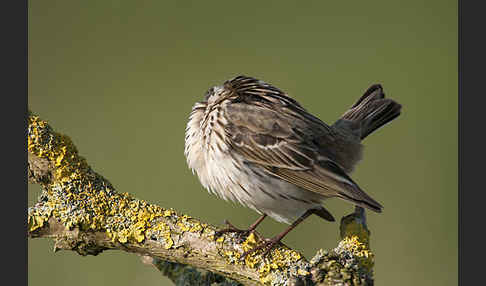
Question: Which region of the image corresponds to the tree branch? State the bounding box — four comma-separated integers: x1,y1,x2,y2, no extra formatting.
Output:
28,110,376,286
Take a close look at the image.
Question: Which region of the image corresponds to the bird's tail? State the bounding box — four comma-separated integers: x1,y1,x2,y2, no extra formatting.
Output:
340,84,402,140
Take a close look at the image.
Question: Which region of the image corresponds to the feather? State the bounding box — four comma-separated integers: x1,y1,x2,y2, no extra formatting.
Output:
222,76,383,213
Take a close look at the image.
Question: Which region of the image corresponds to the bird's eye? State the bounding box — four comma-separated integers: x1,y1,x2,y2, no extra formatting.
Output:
204,88,214,101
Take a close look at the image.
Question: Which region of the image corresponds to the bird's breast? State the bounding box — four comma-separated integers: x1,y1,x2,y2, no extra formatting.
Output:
184,101,324,225
184,102,232,191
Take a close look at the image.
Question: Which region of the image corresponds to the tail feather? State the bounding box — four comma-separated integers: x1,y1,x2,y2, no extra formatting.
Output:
312,207,336,222
341,84,402,140
336,186,383,213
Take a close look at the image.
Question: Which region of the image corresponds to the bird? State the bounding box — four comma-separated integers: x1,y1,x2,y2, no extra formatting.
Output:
184,75,401,258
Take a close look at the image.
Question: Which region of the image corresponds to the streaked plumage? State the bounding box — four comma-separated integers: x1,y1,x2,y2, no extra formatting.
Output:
184,75,401,254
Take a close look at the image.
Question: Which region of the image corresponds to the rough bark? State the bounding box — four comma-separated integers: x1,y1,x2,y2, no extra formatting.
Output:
28,110,376,286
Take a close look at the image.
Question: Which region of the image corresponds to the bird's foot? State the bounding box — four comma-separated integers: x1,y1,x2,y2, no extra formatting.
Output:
215,219,262,243
239,236,282,261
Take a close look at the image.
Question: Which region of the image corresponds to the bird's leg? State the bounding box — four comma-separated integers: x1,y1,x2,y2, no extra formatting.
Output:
240,209,315,260
215,214,267,240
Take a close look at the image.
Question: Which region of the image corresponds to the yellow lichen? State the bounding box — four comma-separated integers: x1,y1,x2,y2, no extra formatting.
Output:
28,112,90,186
244,255,259,268
254,246,306,284
217,230,307,284
174,214,205,234
148,221,173,249
241,232,258,252
297,269,309,276
340,236,372,258
338,235,375,271
258,263,271,274
163,209,176,217
259,273,274,285
27,112,183,249
132,221,147,243
29,212,48,232
177,215,191,232
163,233,174,249
188,221,203,233
118,229,130,243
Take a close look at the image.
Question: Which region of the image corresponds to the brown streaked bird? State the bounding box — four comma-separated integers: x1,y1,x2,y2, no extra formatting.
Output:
184,75,401,258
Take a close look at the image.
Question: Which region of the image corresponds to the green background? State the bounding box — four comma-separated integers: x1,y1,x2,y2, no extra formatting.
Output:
28,1,457,285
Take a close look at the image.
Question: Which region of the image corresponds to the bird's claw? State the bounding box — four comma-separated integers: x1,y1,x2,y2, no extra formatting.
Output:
239,237,281,261
214,219,263,243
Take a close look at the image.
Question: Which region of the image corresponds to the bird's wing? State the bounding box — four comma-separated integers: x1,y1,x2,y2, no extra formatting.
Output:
222,76,383,212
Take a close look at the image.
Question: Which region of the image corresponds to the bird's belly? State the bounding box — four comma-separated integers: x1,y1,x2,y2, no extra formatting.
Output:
194,150,324,224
